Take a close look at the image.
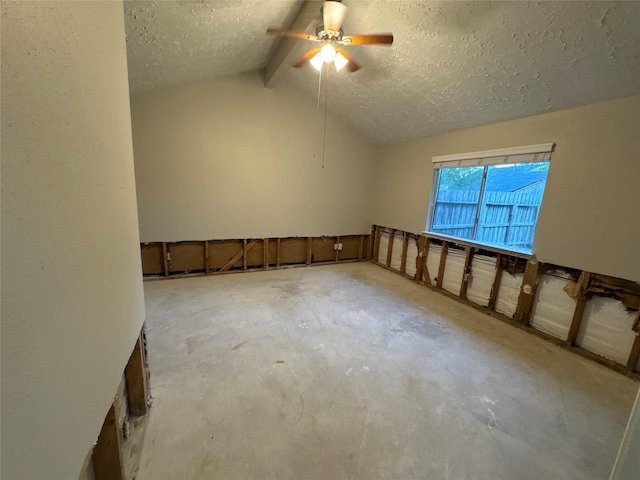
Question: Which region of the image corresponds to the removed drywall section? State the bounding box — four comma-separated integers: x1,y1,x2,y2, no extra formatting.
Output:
466,254,496,307
378,230,390,266
530,274,576,340
389,231,404,271
442,246,465,295
426,244,442,286
577,298,637,365
405,239,418,278
1,3,145,478
131,71,376,242
372,95,640,282
495,272,524,318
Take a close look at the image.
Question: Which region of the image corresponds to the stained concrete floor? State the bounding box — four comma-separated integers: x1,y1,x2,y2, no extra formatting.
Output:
136,263,638,480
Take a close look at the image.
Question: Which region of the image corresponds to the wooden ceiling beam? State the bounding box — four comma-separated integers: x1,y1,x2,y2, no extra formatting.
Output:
263,1,322,88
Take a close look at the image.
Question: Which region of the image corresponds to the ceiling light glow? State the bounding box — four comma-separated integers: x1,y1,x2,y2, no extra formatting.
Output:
320,44,336,63
334,52,348,72
310,52,323,71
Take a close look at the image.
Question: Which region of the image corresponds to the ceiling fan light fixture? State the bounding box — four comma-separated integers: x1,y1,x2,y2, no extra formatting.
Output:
320,43,336,63
310,52,324,71
334,52,348,72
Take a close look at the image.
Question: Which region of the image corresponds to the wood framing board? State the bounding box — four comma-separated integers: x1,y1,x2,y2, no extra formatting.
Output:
567,296,589,346
436,242,449,288
312,237,336,263
140,243,164,275
488,254,504,311
162,242,169,277
276,238,281,268
386,228,395,268
245,239,264,268
93,403,125,480
263,239,269,269
279,237,308,265
373,226,382,262
124,333,148,417
400,232,409,274
167,241,205,273
306,237,313,265
459,246,474,299
205,241,210,273
514,258,540,325
415,236,426,283
209,240,244,270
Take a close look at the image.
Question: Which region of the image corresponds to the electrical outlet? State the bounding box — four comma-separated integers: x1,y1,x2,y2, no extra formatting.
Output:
333,243,343,251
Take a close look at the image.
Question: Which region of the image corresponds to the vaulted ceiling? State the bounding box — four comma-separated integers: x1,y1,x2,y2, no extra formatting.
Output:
124,1,640,144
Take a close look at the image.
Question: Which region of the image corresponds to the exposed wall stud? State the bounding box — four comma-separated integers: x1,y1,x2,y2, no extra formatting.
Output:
335,236,340,262
124,332,148,417
367,227,376,260
459,246,474,299
415,236,426,283
243,239,248,271
386,228,395,267
373,226,382,263
162,242,169,277
92,403,125,480
358,235,364,261
264,238,269,270
221,241,256,272
488,254,504,310
514,257,540,325
567,295,589,346
400,232,408,274
306,237,312,265
204,240,210,274
422,238,432,285
436,242,449,289
276,238,281,268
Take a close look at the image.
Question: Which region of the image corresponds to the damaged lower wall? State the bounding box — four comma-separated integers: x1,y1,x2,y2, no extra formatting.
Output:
141,233,372,277
372,224,640,377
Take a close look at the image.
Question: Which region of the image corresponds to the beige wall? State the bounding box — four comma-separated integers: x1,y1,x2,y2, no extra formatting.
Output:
130,71,376,242
1,2,145,478
372,95,640,282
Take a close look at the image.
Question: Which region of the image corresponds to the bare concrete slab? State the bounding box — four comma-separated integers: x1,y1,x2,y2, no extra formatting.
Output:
136,263,638,479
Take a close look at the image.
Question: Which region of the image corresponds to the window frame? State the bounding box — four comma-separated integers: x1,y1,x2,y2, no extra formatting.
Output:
425,144,554,255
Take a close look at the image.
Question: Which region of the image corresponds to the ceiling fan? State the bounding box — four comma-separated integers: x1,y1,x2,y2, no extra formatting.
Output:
267,1,393,73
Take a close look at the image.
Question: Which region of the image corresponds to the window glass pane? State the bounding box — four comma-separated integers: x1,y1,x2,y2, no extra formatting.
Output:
430,166,483,241
476,162,549,252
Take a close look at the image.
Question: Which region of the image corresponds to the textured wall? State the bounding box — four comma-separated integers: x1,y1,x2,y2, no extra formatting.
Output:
372,95,640,282
1,2,145,478
131,71,376,242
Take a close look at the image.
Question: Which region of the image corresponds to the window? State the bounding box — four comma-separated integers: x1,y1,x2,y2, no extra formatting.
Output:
427,143,554,254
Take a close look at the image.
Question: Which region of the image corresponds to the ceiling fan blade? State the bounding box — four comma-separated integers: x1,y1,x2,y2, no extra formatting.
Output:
323,1,348,31
336,47,361,73
266,28,319,42
342,34,394,46
293,48,321,68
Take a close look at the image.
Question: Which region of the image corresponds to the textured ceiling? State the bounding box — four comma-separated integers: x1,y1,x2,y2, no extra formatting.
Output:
124,1,640,145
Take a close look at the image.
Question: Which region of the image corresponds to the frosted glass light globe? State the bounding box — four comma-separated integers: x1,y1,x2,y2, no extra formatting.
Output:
320,44,336,63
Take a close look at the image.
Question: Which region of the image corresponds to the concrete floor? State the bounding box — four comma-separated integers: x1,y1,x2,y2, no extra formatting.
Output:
136,263,638,480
